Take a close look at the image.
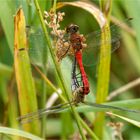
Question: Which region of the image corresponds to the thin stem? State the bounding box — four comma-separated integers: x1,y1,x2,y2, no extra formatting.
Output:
53,0,57,13
32,64,66,102
40,68,47,138
33,1,86,139
107,77,140,100
79,117,99,140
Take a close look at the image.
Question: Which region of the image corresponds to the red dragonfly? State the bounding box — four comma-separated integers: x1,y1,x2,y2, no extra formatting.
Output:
66,24,90,95
17,52,140,124
17,22,140,122
26,18,132,68
17,18,138,123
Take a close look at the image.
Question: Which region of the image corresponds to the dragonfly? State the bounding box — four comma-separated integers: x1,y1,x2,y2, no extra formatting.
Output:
17,21,140,122
66,24,90,95
17,18,137,123
17,50,140,124
26,17,132,69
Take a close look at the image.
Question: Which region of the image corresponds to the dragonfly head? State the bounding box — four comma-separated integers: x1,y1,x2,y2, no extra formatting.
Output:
66,24,79,34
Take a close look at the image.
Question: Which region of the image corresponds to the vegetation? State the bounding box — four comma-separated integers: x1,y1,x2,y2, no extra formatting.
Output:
0,0,140,140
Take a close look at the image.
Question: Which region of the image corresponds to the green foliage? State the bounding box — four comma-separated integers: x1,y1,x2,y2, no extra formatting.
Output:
0,0,140,140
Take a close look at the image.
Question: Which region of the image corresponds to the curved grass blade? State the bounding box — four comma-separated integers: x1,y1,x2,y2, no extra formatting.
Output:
107,112,140,128
82,101,140,114
57,1,106,28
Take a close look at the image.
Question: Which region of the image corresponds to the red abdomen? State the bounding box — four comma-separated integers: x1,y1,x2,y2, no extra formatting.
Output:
75,51,90,95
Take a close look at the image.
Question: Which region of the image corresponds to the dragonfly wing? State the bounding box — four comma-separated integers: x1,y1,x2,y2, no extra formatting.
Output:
85,17,132,50
17,102,74,124
71,57,83,92
83,18,132,67
26,26,50,67
82,30,120,67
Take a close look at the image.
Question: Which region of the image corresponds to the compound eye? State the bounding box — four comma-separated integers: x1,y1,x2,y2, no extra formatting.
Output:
73,25,79,32
66,24,79,34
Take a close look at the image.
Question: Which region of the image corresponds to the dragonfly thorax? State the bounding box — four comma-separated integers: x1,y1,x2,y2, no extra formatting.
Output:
70,33,84,51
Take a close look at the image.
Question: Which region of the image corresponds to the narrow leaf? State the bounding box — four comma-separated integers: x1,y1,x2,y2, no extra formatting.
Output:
14,8,40,135
107,112,140,128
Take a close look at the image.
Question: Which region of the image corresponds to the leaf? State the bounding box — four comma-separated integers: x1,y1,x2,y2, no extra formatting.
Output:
0,1,15,54
14,8,40,135
0,63,12,77
107,112,140,128
0,126,43,140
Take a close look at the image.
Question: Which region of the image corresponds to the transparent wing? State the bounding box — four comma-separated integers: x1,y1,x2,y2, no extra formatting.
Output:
82,26,121,67
71,57,83,92
85,17,132,50
17,101,74,124
82,36,120,67
27,26,49,67
17,100,140,124
81,18,132,67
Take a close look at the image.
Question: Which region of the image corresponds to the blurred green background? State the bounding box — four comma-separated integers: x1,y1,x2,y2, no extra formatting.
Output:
0,0,140,140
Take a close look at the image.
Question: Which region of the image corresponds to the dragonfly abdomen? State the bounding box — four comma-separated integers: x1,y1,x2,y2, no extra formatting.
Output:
75,51,90,95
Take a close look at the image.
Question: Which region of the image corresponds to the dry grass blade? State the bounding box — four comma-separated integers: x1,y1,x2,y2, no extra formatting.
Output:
108,77,140,100
57,1,106,28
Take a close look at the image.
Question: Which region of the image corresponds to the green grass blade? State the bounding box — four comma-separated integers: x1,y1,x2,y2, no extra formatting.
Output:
94,0,112,138
124,0,140,51
107,112,140,128
112,0,140,74
94,23,111,137
57,1,111,139
0,126,43,140
0,1,15,54
0,63,12,76
33,1,86,139
76,99,140,113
